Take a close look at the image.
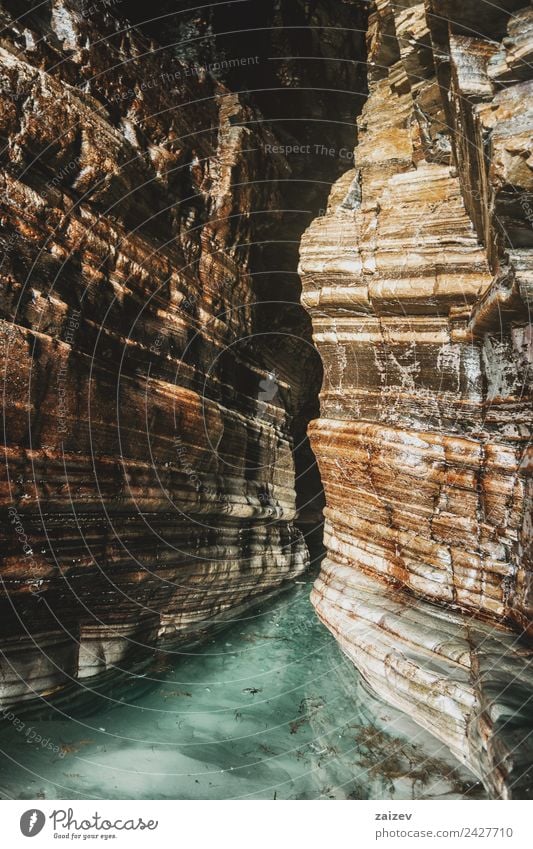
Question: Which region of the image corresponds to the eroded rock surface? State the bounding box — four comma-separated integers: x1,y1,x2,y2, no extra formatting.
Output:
0,0,346,705
300,0,533,798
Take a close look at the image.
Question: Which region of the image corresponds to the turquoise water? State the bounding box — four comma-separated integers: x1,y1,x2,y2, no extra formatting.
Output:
0,581,485,800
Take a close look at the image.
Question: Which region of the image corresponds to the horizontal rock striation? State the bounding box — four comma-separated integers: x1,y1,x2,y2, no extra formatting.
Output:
0,0,322,706
300,0,533,798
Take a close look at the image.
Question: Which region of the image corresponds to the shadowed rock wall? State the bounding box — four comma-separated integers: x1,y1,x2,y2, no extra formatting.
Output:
0,0,366,707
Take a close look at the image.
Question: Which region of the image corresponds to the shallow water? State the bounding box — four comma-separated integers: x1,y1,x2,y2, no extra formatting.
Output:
0,581,485,800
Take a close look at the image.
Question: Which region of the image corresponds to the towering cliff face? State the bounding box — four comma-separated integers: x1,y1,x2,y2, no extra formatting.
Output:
300,0,533,798
0,1,366,707
2,0,530,803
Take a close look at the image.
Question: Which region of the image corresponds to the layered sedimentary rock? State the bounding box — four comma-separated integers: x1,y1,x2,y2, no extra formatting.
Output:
0,0,369,708
300,0,533,798
0,0,322,706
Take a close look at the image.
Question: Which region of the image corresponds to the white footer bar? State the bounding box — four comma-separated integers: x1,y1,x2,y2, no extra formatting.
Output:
2,799,531,848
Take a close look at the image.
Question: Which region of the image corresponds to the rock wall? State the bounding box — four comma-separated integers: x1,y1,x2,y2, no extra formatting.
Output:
0,0,320,706
0,0,367,708
300,0,533,798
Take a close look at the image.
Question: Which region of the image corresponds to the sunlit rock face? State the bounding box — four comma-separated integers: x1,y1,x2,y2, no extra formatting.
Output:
0,0,325,705
300,0,533,799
